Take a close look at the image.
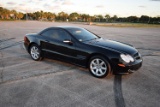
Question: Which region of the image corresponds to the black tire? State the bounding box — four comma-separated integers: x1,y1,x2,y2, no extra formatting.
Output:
89,55,111,78
29,44,42,61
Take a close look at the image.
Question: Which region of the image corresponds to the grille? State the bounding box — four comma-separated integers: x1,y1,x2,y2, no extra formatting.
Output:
133,52,141,60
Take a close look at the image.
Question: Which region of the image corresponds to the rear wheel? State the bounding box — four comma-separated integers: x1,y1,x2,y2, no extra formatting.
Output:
89,56,111,78
29,44,42,61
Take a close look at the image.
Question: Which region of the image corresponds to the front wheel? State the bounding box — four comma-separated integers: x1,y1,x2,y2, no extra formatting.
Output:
89,56,111,78
29,44,42,61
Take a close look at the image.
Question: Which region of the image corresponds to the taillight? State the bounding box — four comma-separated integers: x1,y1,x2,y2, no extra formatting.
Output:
24,36,29,43
24,36,27,42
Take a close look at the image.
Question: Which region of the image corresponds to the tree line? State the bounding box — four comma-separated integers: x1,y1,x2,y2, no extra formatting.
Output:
0,7,160,24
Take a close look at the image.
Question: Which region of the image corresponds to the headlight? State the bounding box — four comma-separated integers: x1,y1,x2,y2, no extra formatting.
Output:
120,54,134,63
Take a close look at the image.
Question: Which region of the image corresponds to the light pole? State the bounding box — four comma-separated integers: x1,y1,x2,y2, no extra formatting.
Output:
25,9,28,20
148,16,150,24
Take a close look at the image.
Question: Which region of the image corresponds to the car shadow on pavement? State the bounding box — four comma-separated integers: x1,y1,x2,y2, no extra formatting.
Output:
114,75,125,107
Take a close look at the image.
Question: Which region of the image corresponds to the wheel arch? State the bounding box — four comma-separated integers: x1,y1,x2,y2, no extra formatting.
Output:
28,42,39,53
87,53,113,71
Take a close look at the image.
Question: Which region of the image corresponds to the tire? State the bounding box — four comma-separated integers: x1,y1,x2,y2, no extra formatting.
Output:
29,44,42,61
89,55,111,78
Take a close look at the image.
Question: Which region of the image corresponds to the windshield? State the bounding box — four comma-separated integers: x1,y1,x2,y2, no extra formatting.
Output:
67,28,99,42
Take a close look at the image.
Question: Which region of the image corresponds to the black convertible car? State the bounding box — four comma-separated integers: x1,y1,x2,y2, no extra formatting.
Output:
24,26,142,78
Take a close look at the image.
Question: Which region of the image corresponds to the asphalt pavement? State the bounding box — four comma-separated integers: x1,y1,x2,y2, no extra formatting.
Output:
0,21,160,107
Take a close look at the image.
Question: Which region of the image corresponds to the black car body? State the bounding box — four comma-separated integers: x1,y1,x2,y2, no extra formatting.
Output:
24,26,142,78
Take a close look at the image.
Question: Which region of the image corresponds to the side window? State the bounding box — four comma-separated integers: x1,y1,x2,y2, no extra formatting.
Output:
41,29,55,37
41,29,71,41
57,30,71,41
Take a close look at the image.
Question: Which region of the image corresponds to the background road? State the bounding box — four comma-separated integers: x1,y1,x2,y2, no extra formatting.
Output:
0,21,160,107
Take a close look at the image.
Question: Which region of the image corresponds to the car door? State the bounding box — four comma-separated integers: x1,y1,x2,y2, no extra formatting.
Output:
53,29,77,62
40,28,77,62
39,29,59,54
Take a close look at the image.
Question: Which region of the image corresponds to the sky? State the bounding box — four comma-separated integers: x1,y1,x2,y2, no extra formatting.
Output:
0,0,160,17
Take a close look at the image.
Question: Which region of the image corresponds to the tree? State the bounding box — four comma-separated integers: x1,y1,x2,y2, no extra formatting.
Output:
17,12,24,20
90,15,96,22
113,15,118,22
69,12,79,21
34,11,41,20
139,15,149,23
46,12,56,21
40,10,44,19
95,15,103,22
110,15,118,22
127,16,138,23
10,10,17,19
117,17,128,22
57,11,68,21
43,12,48,19
105,14,110,22
0,8,10,19
81,14,90,22
0,7,3,19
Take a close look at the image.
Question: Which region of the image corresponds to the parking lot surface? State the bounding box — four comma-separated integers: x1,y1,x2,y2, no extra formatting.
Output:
0,21,160,107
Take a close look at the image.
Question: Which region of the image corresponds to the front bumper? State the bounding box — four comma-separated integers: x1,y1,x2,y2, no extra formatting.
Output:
23,42,29,53
113,59,143,74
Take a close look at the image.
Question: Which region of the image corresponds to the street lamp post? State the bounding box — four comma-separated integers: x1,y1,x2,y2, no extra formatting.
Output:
148,16,150,24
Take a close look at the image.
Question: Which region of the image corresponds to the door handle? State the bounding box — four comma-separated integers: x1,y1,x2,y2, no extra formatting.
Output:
44,40,49,43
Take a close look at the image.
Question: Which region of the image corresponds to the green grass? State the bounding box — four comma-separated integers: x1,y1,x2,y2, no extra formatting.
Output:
92,23,160,28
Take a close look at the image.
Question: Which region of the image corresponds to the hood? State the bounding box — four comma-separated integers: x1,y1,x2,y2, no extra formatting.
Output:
85,38,137,55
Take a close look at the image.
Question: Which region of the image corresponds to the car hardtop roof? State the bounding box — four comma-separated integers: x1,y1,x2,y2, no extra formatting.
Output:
58,26,83,29
46,26,83,29
39,26,84,34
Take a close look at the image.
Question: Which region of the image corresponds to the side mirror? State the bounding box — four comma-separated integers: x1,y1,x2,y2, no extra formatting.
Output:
63,40,73,45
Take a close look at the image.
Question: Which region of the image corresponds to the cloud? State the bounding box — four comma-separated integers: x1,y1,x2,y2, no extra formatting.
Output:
27,0,32,2
47,5,61,12
150,0,160,1
27,0,42,4
0,3,4,7
42,3,61,13
19,4,26,6
43,3,50,7
7,2,17,5
96,5,105,8
138,6,146,8
54,0,65,2
28,0,41,3
62,0,74,5
14,5,42,13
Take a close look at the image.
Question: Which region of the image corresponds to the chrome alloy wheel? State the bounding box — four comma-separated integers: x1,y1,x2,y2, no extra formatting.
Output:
90,58,107,77
30,46,40,60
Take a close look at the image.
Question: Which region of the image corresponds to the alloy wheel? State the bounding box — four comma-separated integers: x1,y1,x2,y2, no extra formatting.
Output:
90,58,107,77
30,46,40,60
